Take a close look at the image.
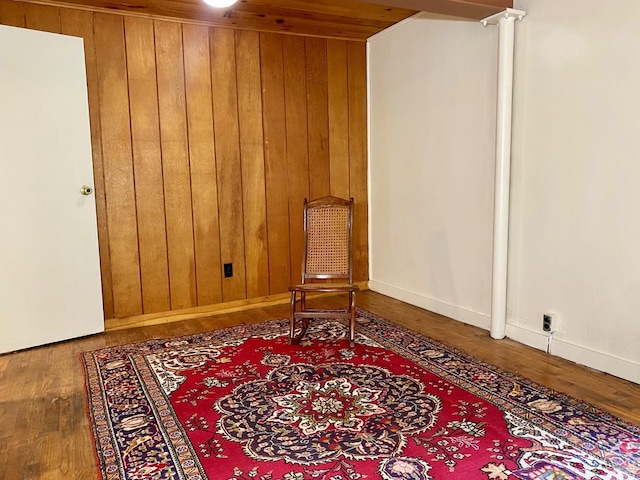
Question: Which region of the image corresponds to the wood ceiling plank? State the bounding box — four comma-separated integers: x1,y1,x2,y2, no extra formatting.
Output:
190,9,385,38
212,6,392,30
246,0,415,23
361,0,512,20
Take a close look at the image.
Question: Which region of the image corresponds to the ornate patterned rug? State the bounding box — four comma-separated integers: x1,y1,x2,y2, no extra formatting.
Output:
82,309,640,480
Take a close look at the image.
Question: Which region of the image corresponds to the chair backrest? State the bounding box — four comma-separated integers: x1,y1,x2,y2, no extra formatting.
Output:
301,196,354,284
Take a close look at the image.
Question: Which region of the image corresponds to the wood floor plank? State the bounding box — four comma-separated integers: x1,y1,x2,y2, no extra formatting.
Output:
0,291,638,479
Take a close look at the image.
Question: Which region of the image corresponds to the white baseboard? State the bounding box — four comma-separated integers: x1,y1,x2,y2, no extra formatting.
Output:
506,323,640,385
551,337,640,385
369,281,640,385
368,280,491,330
505,323,549,351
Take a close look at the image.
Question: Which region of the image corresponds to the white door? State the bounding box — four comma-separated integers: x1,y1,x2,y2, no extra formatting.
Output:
0,25,104,353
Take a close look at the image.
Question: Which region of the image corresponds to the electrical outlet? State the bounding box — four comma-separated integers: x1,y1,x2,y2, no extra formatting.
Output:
223,263,233,278
542,313,558,333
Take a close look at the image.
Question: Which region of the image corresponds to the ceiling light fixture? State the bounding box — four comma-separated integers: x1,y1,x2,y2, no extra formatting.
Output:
202,0,237,7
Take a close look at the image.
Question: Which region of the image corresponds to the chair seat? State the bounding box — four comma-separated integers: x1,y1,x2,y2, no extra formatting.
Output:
289,283,360,293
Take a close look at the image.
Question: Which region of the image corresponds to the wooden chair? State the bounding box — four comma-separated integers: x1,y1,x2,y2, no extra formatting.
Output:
289,196,360,346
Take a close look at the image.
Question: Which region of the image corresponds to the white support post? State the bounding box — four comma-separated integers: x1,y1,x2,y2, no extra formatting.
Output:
481,8,526,340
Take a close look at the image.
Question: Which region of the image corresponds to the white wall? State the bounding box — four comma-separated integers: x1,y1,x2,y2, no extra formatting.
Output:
507,0,640,383
368,13,498,329
368,1,640,384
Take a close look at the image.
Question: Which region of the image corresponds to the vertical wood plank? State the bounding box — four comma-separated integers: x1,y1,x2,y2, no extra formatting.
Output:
125,17,170,313
347,41,369,282
94,13,142,316
24,3,59,33
282,36,309,284
0,0,25,27
260,32,291,294
154,20,197,310
305,37,331,200
183,23,223,306
327,39,350,199
235,30,269,298
60,8,114,319
210,27,247,301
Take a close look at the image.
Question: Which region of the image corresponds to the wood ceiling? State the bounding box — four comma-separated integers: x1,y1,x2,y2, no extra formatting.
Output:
23,0,512,40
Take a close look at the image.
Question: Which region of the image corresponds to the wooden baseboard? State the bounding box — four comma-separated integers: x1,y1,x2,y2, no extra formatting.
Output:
105,281,369,332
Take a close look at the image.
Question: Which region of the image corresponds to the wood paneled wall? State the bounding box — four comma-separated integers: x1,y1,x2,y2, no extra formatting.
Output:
0,0,369,320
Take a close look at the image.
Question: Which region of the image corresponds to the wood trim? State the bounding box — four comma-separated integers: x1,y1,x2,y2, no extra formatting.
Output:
105,281,369,331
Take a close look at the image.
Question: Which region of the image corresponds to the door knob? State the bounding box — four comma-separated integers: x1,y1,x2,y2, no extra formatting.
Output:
80,185,94,196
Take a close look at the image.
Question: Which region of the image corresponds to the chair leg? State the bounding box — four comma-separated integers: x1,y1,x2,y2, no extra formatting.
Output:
349,291,356,347
290,290,311,345
289,291,296,344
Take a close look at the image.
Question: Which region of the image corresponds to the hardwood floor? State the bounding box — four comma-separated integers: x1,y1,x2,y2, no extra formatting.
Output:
0,291,638,479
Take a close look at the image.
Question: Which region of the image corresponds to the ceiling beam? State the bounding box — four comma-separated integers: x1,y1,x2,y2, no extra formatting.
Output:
362,0,512,20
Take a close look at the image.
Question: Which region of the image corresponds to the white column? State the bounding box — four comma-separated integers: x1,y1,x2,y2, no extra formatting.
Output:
481,8,526,340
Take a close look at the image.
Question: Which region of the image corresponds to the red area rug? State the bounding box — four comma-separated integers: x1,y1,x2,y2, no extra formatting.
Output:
82,309,640,479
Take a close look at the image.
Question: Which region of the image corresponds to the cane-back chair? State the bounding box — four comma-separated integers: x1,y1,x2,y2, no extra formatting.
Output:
289,196,360,346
